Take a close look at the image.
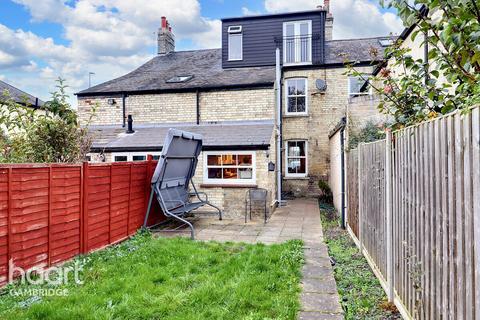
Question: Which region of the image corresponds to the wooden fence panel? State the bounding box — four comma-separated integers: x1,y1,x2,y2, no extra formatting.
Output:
348,107,480,319
346,149,359,237
0,159,164,287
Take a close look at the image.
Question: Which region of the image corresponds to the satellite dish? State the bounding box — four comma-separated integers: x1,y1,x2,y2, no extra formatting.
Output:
316,79,327,93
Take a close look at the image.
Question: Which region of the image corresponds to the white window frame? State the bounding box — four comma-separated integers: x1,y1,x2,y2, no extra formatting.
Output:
283,20,312,66
228,26,243,61
285,78,308,116
348,75,372,96
203,151,256,185
285,140,308,178
111,151,162,162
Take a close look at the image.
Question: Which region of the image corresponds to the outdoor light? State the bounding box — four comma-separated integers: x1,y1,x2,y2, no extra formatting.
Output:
268,161,275,172
107,98,116,105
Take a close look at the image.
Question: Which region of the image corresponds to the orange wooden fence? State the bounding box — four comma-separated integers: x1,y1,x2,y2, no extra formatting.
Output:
0,159,163,285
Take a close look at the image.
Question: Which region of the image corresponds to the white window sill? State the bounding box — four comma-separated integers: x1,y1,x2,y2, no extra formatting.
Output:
200,183,257,188
284,113,309,118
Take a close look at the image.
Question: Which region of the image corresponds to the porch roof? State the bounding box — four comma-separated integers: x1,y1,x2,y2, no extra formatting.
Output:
89,120,274,152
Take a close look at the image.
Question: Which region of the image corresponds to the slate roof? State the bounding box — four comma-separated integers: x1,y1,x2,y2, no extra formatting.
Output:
324,36,395,65
77,49,276,96
89,120,274,152
77,37,391,96
0,80,44,107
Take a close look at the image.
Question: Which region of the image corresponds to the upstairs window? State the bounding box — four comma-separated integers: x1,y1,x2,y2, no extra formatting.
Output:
285,78,307,115
348,75,372,96
228,25,243,61
166,75,193,83
283,20,312,65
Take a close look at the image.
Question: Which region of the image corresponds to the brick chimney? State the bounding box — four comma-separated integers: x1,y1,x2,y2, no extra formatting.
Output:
158,16,175,55
323,0,333,41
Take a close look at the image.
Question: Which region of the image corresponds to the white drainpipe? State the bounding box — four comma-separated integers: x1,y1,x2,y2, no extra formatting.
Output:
275,48,283,206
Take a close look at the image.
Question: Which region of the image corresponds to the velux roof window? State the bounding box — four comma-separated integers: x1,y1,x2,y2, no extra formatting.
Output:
166,75,194,83
378,38,394,47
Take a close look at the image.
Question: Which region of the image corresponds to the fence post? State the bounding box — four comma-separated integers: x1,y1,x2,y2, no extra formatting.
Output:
385,130,394,302
47,165,52,266
81,162,89,254
358,143,363,251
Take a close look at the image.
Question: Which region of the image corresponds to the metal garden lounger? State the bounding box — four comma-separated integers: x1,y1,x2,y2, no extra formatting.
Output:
143,129,222,239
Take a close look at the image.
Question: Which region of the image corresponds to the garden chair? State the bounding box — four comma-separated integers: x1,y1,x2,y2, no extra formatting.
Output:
143,129,222,239
245,188,268,224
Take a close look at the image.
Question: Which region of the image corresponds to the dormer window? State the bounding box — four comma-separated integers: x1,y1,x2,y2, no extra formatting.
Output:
283,20,312,65
166,75,193,83
228,25,243,61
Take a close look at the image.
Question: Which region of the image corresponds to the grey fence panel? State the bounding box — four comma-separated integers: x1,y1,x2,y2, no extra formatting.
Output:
346,107,480,320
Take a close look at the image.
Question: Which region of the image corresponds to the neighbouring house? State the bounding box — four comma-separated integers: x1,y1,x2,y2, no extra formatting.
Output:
76,1,392,217
0,80,44,109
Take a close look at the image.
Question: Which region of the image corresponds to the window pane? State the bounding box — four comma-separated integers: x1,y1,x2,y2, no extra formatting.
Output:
222,154,237,166
285,24,294,37
295,79,306,95
132,155,146,161
238,154,252,166
207,155,221,165
287,158,301,174
288,97,297,113
228,34,242,60
296,97,306,113
287,80,296,95
222,168,238,179
239,168,253,179
297,141,306,156
300,23,309,36
208,168,222,179
349,76,369,94
152,155,160,160
114,156,128,162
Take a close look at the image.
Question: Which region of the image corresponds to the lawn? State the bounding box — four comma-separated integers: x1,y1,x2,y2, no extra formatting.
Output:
0,231,304,320
319,202,401,319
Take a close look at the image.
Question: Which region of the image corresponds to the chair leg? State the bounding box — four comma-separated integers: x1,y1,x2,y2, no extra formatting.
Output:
207,202,223,220
166,212,195,240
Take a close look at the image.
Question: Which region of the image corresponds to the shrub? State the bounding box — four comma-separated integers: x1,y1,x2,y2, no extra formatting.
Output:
318,179,333,204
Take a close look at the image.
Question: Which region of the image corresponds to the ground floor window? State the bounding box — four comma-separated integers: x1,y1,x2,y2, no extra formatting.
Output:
203,151,256,185
286,140,307,177
111,152,162,162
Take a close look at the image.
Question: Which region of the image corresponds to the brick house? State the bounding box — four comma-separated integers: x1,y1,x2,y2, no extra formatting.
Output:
76,3,391,217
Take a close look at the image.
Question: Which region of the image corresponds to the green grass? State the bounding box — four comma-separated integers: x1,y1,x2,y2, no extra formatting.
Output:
319,203,400,320
0,231,304,320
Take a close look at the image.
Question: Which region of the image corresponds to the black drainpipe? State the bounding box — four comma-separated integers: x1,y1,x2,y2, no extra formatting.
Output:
122,93,127,128
196,90,200,125
340,116,346,229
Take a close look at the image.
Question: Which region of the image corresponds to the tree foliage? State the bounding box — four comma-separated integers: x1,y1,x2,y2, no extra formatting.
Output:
0,78,94,163
348,0,480,129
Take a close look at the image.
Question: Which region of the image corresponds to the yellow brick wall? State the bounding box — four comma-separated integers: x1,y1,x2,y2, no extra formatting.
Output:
282,66,374,197
78,88,274,125
199,89,274,121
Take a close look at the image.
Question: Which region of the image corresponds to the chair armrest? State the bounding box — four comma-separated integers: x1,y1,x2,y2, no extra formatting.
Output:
190,191,208,202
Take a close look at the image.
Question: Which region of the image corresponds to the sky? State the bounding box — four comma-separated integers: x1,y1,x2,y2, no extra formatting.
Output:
0,0,404,107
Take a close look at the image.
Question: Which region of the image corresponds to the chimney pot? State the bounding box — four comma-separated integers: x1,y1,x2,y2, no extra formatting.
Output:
158,17,175,54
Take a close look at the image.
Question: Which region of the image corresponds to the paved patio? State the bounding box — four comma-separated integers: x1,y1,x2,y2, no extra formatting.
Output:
154,198,343,319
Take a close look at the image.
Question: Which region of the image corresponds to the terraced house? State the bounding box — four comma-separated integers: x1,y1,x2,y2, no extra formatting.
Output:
76,2,390,217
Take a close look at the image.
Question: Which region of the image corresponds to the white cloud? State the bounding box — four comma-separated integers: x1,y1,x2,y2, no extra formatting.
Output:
242,7,261,16
3,0,222,106
264,0,404,39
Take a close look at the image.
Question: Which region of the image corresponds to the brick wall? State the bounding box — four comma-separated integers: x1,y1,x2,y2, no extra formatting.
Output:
78,87,274,126
282,66,374,197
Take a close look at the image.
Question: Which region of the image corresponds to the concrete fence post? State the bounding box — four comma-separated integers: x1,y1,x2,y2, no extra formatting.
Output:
385,130,394,302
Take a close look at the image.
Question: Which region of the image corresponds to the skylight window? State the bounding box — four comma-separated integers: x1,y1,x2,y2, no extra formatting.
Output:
378,38,394,47
166,75,194,83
